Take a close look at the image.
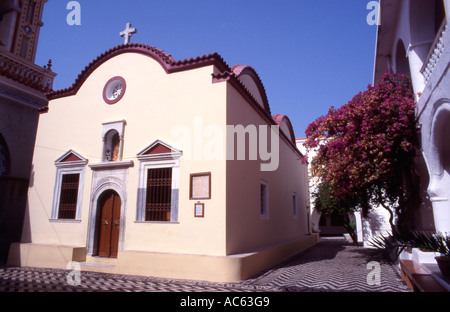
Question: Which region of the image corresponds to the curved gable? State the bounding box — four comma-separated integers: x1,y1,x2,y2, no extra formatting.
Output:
45,43,274,120
272,114,296,145
231,65,271,115
46,43,230,100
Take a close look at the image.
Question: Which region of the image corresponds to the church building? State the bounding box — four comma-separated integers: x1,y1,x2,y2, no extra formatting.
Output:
8,24,317,282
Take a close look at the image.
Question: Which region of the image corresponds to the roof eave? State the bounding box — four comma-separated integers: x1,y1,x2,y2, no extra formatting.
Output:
373,0,403,84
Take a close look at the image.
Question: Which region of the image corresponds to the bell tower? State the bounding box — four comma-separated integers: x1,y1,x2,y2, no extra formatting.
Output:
0,0,47,63
0,0,55,264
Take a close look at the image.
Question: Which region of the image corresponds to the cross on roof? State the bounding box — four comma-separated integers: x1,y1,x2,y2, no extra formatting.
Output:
120,23,137,44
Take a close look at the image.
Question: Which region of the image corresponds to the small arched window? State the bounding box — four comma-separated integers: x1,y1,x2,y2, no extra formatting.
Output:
101,120,126,163
104,130,121,162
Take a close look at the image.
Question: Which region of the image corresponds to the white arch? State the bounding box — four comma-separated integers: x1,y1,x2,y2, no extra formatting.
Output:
429,100,450,175
427,100,450,233
86,178,128,256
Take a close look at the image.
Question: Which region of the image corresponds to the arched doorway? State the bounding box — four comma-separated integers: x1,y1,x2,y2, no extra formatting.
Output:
94,190,121,258
428,102,450,233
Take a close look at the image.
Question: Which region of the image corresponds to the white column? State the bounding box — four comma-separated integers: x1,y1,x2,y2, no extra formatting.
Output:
119,135,124,161
354,211,364,245
431,198,450,234
407,45,427,97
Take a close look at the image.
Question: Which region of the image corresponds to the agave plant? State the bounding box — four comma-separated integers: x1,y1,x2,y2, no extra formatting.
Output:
369,231,450,262
432,234,450,257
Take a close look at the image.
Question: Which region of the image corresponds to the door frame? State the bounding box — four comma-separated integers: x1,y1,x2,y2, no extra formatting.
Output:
95,190,121,258
86,180,127,257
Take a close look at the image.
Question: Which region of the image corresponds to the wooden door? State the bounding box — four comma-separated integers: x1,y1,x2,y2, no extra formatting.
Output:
97,191,121,258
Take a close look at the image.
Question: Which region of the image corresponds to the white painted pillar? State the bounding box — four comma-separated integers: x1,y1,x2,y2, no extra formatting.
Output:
431,198,450,233
407,46,427,97
354,211,364,245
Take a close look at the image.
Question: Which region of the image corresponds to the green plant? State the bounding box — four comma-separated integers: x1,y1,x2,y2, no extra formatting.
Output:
369,232,404,262
369,231,450,262
312,181,359,244
432,234,450,257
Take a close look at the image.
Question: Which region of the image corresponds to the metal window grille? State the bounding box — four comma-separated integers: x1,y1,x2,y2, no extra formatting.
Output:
145,168,172,221
58,174,80,219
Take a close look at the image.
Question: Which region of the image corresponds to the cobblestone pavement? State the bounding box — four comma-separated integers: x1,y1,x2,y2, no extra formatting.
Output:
0,237,410,292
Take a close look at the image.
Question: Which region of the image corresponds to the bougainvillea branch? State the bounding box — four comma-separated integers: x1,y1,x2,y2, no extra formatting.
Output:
305,68,420,232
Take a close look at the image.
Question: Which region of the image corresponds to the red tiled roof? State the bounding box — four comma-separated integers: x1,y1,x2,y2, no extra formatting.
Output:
45,43,303,158
229,64,271,115
272,114,297,145
46,43,230,100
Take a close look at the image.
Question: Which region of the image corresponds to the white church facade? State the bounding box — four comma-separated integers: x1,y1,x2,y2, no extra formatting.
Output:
7,33,317,282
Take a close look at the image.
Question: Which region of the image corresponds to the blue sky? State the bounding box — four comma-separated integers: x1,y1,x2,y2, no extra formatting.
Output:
35,0,378,138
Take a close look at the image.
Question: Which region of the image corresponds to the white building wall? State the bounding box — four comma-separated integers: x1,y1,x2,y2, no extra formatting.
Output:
296,138,393,245
376,0,450,233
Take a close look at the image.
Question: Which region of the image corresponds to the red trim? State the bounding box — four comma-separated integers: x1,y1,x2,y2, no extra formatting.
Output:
230,65,271,115
61,153,83,162
102,76,126,105
45,43,304,158
272,114,297,145
144,144,172,155
45,44,230,100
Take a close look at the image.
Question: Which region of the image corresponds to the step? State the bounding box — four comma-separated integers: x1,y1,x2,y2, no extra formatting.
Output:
84,256,118,265
79,256,118,273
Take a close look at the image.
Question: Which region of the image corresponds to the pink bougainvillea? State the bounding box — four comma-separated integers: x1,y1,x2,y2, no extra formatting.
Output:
305,68,419,229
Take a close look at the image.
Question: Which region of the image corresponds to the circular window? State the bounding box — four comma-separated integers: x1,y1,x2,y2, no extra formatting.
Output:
103,76,127,104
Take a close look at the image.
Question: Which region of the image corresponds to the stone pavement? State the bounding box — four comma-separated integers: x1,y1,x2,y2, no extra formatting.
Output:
241,237,411,292
0,237,410,292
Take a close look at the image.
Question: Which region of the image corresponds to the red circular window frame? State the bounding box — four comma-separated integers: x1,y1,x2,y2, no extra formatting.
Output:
103,76,127,105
